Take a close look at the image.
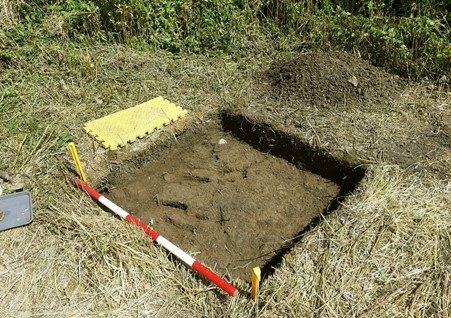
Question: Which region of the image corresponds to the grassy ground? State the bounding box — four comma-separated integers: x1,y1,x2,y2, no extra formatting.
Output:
1,43,450,317
1,1,451,315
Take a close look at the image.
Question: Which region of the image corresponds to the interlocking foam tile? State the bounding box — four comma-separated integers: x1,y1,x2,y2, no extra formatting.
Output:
83,97,188,150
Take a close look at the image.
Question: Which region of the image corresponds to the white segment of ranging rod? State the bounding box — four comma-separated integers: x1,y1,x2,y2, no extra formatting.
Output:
156,236,196,266
98,196,129,219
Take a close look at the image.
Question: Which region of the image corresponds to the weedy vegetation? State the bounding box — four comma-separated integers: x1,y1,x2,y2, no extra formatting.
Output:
1,0,450,80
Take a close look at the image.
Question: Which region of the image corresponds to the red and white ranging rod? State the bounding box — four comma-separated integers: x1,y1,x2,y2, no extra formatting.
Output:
75,179,238,297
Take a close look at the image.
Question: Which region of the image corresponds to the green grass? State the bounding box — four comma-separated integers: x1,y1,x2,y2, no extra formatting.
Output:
1,0,450,82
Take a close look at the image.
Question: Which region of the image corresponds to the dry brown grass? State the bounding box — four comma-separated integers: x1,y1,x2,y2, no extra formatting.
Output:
260,165,450,317
244,71,451,178
0,0,22,29
1,45,450,317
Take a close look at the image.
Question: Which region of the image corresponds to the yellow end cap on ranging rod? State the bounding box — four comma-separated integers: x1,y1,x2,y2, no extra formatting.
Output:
67,142,86,182
251,266,261,300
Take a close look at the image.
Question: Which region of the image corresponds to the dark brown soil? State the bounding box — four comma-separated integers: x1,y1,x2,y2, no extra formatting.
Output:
106,124,340,281
262,51,405,108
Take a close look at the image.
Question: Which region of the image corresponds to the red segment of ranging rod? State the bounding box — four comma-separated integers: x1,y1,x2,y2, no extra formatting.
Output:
75,179,238,297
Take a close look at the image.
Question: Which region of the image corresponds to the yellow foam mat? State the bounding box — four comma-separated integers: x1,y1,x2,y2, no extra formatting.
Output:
83,97,188,150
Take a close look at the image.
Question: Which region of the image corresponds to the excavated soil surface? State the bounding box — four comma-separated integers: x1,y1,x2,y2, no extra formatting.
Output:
262,51,405,108
106,124,340,281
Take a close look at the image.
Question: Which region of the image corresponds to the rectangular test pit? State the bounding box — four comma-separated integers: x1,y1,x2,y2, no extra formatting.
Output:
103,113,365,281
